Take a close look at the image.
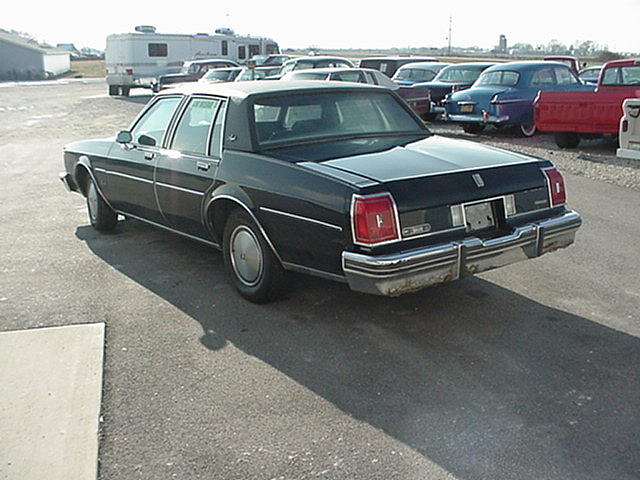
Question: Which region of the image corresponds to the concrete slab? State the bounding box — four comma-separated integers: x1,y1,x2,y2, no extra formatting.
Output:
0,323,105,480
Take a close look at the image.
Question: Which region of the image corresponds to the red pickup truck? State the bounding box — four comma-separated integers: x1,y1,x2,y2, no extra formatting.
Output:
534,59,640,148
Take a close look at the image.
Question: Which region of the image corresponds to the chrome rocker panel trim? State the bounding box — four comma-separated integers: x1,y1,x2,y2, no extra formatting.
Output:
341,210,582,296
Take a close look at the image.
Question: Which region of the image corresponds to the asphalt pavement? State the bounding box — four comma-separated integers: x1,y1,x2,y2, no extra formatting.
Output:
0,80,638,480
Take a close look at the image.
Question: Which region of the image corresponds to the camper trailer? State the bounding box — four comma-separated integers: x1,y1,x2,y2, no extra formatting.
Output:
105,26,279,96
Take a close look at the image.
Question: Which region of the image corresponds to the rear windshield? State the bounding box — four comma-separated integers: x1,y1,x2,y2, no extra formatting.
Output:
435,67,483,83
601,65,640,86
252,91,426,148
475,70,519,86
393,68,437,82
202,69,236,81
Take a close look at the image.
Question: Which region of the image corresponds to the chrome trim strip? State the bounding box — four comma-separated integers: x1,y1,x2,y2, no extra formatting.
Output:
102,169,154,184
259,207,342,232
281,262,347,283
155,181,204,196
117,210,220,249
209,194,283,264
402,226,466,241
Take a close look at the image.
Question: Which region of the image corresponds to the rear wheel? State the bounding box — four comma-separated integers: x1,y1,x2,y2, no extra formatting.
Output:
86,178,117,231
520,123,537,137
222,210,286,303
108,85,119,96
462,123,486,134
554,132,580,148
120,86,130,97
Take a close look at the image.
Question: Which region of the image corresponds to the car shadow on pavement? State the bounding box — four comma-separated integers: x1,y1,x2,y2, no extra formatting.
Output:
76,220,640,480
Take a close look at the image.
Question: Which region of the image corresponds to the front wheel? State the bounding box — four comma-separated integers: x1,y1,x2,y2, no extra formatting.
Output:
86,178,117,231
520,123,537,137
222,210,286,303
462,123,486,134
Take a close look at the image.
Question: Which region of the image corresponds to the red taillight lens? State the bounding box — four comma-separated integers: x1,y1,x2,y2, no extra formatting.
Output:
126,68,133,75
543,167,566,206
622,119,629,132
352,194,399,245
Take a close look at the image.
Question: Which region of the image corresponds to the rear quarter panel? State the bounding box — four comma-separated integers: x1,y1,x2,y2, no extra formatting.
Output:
214,151,357,276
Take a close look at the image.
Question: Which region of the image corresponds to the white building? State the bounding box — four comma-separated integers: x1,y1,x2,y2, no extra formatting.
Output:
0,31,71,80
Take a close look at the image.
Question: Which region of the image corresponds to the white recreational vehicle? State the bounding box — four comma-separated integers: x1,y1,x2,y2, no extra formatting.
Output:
105,26,279,96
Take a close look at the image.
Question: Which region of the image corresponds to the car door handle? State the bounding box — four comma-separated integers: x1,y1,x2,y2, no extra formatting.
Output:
144,152,156,161
196,161,210,171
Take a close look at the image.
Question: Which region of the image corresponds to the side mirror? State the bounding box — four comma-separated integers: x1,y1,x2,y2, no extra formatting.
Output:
138,134,156,147
116,130,132,144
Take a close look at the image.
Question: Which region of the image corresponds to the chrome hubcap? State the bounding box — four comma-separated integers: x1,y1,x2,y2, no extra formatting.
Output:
230,226,263,286
87,183,98,222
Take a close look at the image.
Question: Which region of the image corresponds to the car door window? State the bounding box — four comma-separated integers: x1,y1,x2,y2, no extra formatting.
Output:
531,68,556,87
130,97,182,147
171,97,221,156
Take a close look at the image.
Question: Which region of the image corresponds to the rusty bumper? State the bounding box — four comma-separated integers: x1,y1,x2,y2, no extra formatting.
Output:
342,210,582,296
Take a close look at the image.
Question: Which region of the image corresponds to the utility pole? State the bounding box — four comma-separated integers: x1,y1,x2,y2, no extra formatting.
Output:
447,15,452,56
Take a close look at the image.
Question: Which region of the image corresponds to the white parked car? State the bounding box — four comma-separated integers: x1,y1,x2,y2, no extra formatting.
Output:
617,98,640,160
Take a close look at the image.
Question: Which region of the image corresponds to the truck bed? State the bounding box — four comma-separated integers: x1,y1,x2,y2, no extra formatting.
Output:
535,89,640,134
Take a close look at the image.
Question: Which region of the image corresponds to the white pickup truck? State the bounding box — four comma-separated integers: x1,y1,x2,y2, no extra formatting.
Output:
617,98,640,160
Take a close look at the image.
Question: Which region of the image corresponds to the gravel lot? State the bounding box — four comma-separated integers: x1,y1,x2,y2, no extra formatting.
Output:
1,80,639,480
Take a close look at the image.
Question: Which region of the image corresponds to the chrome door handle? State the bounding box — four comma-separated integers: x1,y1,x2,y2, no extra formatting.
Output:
196,161,210,171
144,152,156,160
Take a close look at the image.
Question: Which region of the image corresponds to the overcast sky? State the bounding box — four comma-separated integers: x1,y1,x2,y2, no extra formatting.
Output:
5,0,640,53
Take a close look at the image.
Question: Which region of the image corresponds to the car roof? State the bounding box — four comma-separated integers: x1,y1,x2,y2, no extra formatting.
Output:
444,62,496,69
287,56,352,63
186,58,236,65
484,61,573,72
360,56,437,62
164,80,385,99
397,62,445,70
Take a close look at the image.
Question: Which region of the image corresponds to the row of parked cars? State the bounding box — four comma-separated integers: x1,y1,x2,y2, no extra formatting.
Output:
155,54,639,151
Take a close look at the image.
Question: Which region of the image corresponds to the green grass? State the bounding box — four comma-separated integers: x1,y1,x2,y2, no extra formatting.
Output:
63,60,106,79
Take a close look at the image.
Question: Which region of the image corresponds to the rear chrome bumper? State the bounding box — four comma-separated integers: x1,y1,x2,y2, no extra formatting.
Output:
342,210,581,296
446,113,510,124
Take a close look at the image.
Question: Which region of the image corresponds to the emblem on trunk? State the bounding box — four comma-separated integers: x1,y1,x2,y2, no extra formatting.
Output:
472,173,485,187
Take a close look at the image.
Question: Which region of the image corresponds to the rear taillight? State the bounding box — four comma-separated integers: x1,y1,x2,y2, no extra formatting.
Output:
622,119,629,132
126,68,133,75
542,167,566,206
352,193,400,246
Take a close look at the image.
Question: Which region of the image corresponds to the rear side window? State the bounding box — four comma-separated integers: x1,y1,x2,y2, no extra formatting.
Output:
171,98,221,155
531,68,556,86
555,67,579,85
148,43,168,57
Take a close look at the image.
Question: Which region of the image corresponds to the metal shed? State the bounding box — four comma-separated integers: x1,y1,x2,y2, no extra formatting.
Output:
0,31,70,80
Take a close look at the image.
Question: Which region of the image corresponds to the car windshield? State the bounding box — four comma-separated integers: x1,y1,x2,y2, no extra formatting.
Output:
289,72,328,80
237,69,270,81
435,67,483,83
580,68,601,82
394,68,437,82
475,70,520,86
252,91,427,148
601,65,640,86
179,64,191,74
251,55,268,64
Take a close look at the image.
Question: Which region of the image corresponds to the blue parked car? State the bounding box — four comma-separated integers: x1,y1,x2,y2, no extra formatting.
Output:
444,61,593,136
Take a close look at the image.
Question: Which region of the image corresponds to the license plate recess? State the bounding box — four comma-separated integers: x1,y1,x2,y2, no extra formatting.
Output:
465,201,495,231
